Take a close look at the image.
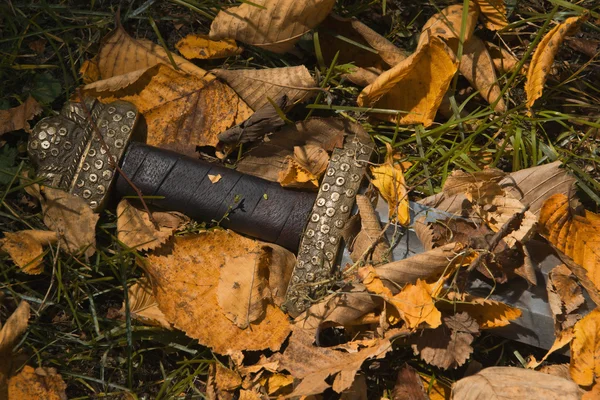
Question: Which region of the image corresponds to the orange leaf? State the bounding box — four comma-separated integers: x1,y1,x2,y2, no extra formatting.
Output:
420,4,479,52
444,292,521,329
473,0,509,30
525,15,587,110
0,230,57,274
357,35,458,127
570,308,600,386
176,34,241,60
8,366,67,400
389,279,442,329
370,144,410,225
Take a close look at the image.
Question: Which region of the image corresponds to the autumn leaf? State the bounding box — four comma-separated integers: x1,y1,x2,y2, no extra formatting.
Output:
391,364,428,400
570,308,600,387
278,144,329,189
525,15,587,110
420,4,479,52
473,0,509,30
79,58,100,84
487,42,520,74
370,144,410,225
86,63,253,149
357,34,458,127
389,279,442,329
214,363,242,391
97,22,212,79
443,292,521,329
212,66,316,111
145,231,291,354
0,301,30,398
539,193,600,291
546,264,584,334
0,96,42,135
479,195,537,248
451,367,580,399
115,277,172,330
209,0,335,53
410,312,479,369
350,195,390,264
8,366,67,400
41,187,99,258
527,327,575,369
0,230,57,274
176,34,241,60
117,200,188,251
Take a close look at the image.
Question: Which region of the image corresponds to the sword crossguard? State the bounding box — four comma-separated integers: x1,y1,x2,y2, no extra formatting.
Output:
28,98,138,211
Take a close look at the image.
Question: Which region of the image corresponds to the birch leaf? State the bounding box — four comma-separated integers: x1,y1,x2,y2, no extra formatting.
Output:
473,0,509,30
443,292,522,329
212,66,316,110
357,35,458,127
525,15,587,110
570,308,600,386
0,230,57,274
119,277,172,329
176,34,241,60
389,279,442,329
209,0,335,53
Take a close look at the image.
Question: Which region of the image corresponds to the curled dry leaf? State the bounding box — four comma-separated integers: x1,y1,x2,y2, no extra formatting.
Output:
278,145,329,189
209,0,335,53
473,0,509,30
117,200,188,251
370,144,409,225
350,195,390,263
41,187,98,258
539,193,600,291
570,308,600,387
486,42,520,74
236,117,356,182
215,363,242,391
527,326,575,369
97,23,212,79
79,58,100,84
391,364,428,400
525,15,587,110
388,279,442,329
0,301,30,397
479,195,537,248
442,168,506,201
420,4,479,52
442,292,521,329
410,312,478,369
0,96,42,135
176,34,241,60
118,277,172,329
548,264,585,316
451,366,580,400
212,66,316,111
8,366,67,400
460,36,506,112
86,64,253,150
0,230,57,274
357,34,458,127
145,231,290,354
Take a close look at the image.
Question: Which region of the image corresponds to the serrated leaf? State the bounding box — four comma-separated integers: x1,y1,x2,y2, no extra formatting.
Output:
570,308,600,386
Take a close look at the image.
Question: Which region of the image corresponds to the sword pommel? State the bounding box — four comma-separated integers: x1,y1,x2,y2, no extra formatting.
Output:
28,98,138,211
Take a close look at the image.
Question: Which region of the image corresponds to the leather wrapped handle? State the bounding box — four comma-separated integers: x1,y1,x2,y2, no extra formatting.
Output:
115,142,316,251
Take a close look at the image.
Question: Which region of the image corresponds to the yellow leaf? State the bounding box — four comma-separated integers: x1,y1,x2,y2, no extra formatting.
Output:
420,4,479,52
120,277,172,330
0,96,42,136
8,366,67,400
358,265,394,298
570,308,600,386
357,34,458,127
117,200,188,251
86,64,253,149
79,58,100,84
0,230,57,274
539,193,600,291
370,144,409,225
420,374,451,400
176,34,241,60
97,22,212,80
278,156,320,189
527,327,574,369
215,363,242,391
389,279,442,329
208,174,222,183
209,0,335,53
444,292,521,329
525,15,587,110
487,42,521,75
145,231,291,354
473,0,509,30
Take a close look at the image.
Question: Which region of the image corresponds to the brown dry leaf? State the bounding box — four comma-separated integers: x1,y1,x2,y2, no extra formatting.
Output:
357,35,458,127
236,118,358,182
359,266,394,298
340,373,367,400
176,34,241,60
527,327,574,369
539,193,600,291
570,308,600,387
209,0,335,53
120,277,171,329
0,230,57,274
391,364,428,400
525,15,587,110
212,66,316,110
260,372,294,395
451,366,580,399
370,144,410,225
7,366,67,400
217,238,271,329
41,187,98,258
410,312,478,369
486,42,520,74
277,325,393,396
208,174,222,183
375,243,463,288
318,14,406,83
421,374,451,400
420,4,479,52
479,195,537,247
145,231,290,354
215,363,242,391
79,58,100,84
97,23,212,79
473,0,508,30
460,36,506,112
0,301,30,398
117,200,188,251
549,264,585,315
262,243,297,307
389,279,442,329
442,168,506,201
86,64,253,149
278,144,329,189
443,292,521,329
0,96,42,135
351,195,390,263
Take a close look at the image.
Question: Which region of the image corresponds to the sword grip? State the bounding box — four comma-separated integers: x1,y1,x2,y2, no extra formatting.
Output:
115,142,316,251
